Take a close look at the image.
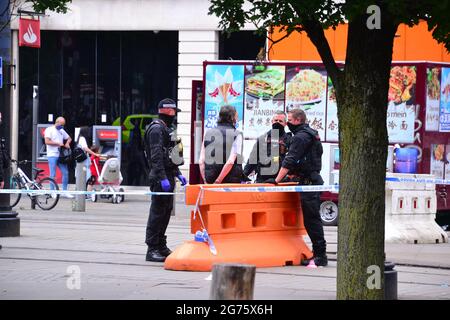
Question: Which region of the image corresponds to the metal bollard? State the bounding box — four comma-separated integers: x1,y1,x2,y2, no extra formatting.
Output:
171,188,176,216
72,162,86,212
384,261,398,300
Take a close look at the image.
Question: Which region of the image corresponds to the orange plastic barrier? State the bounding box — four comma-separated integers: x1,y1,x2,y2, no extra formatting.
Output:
164,183,313,271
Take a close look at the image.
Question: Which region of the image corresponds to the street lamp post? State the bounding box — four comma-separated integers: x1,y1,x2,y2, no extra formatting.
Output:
0,134,19,237
0,88,19,237
0,4,20,237
31,86,39,209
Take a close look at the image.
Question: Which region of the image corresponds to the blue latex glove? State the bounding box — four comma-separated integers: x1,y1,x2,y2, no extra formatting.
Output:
177,174,187,186
160,179,171,192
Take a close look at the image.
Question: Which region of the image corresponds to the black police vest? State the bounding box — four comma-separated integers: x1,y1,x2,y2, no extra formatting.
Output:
256,130,291,181
203,123,243,184
297,126,323,175
143,120,183,173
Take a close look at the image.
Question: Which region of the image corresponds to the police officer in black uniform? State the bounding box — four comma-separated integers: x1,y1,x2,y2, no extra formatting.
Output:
244,111,291,182
274,108,327,267
199,105,243,184
144,98,187,262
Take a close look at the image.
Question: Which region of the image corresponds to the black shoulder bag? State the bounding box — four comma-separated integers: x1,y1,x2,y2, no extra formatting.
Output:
73,136,88,163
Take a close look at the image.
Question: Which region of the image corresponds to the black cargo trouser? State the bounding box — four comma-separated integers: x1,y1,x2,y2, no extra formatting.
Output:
300,190,327,256
145,175,175,250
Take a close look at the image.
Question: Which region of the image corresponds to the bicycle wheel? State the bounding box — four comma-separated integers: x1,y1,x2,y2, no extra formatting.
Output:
9,177,22,208
34,177,60,210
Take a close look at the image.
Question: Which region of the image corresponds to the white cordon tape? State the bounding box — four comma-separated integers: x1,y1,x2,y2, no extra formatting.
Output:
0,189,184,196
209,184,340,193
1,176,449,196
385,177,450,185
210,176,450,193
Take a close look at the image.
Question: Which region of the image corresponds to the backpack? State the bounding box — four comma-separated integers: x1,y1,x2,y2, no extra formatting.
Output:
73,146,87,163
72,135,88,163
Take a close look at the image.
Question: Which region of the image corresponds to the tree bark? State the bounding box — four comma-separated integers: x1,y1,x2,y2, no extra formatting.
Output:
210,263,256,300
335,13,398,299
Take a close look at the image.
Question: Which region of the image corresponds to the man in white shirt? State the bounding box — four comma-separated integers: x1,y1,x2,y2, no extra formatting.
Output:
44,117,74,198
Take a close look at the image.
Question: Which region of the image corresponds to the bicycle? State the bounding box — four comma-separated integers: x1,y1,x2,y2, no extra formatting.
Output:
9,159,60,210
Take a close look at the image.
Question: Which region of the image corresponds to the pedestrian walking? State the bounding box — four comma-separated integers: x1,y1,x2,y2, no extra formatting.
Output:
86,145,103,193
44,117,73,198
76,126,100,183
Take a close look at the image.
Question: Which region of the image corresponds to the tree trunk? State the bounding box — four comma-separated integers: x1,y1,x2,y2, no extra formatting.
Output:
210,263,256,300
335,13,398,300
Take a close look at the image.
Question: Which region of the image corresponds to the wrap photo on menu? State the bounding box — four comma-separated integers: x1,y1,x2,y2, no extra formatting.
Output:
245,66,285,99
243,65,286,139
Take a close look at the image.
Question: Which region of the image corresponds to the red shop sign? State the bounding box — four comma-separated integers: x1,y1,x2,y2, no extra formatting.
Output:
19,18,41,48
98,130,118,140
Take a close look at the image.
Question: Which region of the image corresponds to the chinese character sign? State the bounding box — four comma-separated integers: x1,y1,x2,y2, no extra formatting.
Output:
439,67,450,132
19,18,40,48
204,65,244,130
326,77,338,141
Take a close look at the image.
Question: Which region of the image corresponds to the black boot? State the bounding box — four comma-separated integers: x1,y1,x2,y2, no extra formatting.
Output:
159,246,172,257
145,248,166,262
301,254,328,267
313,254,328,267
159,235,172,257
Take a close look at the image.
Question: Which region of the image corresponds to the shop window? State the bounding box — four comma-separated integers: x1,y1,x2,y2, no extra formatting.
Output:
18,30,178,186
219,31,266,61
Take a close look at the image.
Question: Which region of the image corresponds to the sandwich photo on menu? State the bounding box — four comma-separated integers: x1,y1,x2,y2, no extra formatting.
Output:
246,67,285,99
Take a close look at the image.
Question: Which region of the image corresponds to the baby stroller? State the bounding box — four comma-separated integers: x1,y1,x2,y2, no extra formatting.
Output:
90,156,125,204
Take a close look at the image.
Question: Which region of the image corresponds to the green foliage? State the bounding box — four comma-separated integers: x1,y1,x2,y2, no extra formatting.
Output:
209,0,450,51
210,0,345,36
30,0,72,14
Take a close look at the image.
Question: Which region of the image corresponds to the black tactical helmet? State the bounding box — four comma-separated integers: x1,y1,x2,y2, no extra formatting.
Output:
157,98,181,112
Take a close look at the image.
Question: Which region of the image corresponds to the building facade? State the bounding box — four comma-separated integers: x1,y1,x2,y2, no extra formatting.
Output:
9,0,264,184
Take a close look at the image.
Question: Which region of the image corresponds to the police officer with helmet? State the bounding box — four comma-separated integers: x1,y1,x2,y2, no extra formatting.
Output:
144,98,187,262
273,108,327,267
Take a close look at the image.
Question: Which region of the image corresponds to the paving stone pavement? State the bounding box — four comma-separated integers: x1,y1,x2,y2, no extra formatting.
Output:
0,192,449,300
